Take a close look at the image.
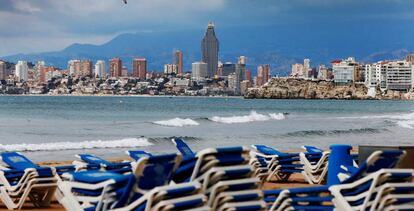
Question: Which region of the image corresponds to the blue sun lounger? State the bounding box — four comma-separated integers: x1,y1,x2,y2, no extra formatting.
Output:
0,152,58,210
75,154,131,174
252,144,322,182
57,153,209,211
264,149,414,211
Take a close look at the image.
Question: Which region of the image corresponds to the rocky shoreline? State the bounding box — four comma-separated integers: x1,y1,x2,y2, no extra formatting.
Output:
245,78,414,100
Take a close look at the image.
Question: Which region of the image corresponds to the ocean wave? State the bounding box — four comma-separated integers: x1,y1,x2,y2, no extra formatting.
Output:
153,118,199,127
396,120,414,129
209,111,285,124
281,128,383,138
337,111,414,129
0,138,152,152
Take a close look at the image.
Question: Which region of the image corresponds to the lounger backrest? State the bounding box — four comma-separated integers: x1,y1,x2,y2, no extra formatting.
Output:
343,150,405,183
0,152,54,177
77,154,112,166
127,150,152,161
365,150,405,173
252,145,286,156
190,146,250,181
302,146,324,153
134,153,182,191
173,138,195,157
0,152,38,170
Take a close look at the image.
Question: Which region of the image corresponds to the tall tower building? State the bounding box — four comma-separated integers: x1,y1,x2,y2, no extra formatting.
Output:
174,50,183,75
132,58,147,80
201,22,219,78
15,61,28,82
94,60,106,78
0,61,7,80
109,58,122,78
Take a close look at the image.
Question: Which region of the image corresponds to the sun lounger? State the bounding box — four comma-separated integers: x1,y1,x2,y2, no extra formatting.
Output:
75,154,131,174
0,152,58,210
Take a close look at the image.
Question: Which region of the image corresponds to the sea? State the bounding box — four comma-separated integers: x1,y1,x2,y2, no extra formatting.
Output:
0,95,413,162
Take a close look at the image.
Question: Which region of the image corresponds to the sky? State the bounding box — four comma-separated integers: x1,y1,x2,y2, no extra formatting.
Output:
0,0,414,56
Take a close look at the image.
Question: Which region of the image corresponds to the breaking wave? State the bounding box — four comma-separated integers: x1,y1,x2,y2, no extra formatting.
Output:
153,118,199,127
209,111,285,124
0,138,152,152
281,128,383,138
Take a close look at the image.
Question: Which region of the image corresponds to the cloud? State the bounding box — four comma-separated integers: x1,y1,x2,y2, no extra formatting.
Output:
0,0,413,56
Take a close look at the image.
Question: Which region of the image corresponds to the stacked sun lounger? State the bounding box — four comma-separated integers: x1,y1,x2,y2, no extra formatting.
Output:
250,144,327,184
264,148,414,211
0,152,58,210
172,138,267,211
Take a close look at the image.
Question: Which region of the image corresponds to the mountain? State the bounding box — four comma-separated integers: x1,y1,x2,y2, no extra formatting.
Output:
2,22,414,76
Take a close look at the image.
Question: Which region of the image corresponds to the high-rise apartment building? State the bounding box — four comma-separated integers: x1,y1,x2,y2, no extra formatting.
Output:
0,61,7,80
15,61,28,82
191,62,207,81
317,65,329,81
67,60,92,77
222,63,236,76
406,54,414,64
94,60,106,78
80,60,93,77
256,64,270,87
291,63,304,78
201,22,219,78
164,64,178,75
385,60,413,91
133,58,147,80
109,58,122,78
332,57,359,84
67,60,80,76
174,50,183,75
245,69,251,82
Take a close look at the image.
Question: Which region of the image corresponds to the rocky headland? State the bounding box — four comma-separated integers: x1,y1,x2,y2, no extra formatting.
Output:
245,78,413,100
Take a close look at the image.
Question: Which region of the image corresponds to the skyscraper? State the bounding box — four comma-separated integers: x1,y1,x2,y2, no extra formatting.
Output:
201,22,219,78
133,58,147,80
174,50,183,75
109,58,122,78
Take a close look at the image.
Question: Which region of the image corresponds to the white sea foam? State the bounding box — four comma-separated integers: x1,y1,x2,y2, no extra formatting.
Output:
269,113,286,120
153,118,199,127
210,111,285,124
0,138,152,152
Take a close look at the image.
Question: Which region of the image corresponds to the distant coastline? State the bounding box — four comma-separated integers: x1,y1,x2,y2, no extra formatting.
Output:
245,78,414,100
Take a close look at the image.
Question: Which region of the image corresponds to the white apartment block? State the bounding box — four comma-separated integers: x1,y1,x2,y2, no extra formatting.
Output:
15,61,28,82
332,57,358,84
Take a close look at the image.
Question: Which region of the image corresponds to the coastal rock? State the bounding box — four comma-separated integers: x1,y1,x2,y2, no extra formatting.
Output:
245,78,408,100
